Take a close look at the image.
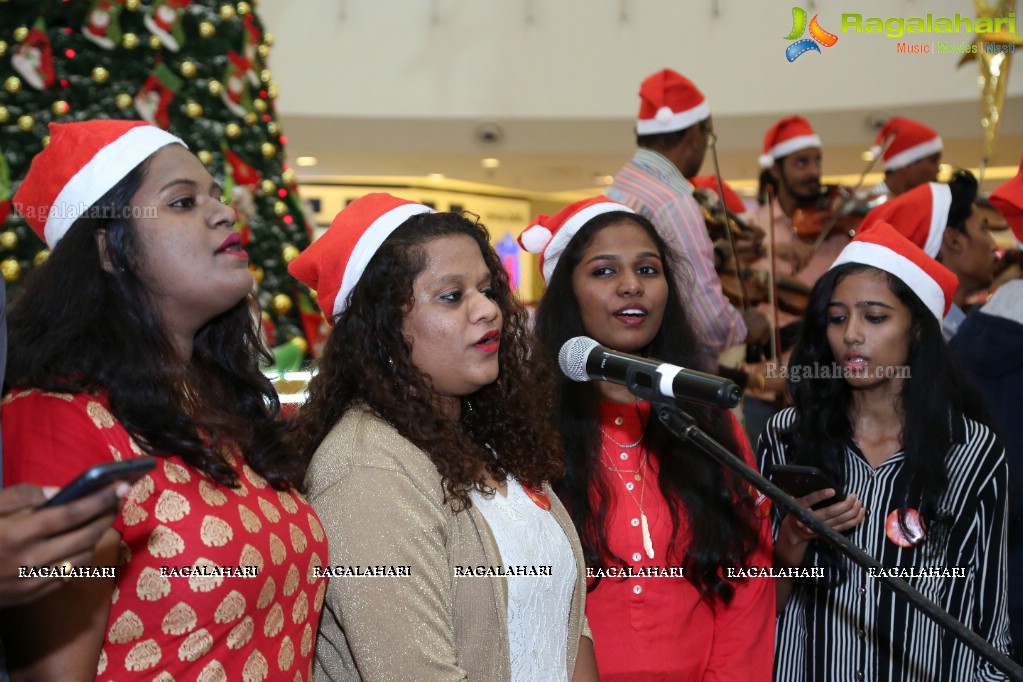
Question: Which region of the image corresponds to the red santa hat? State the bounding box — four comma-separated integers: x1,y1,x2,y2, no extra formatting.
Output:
288,193,433,322
990,156,1023,244
636,69,710,136
871,117,943,172
518,197,635,284
13,119,185,248
690,175,751,222
861,182,950,258
830,220,958,321
759,116,821,169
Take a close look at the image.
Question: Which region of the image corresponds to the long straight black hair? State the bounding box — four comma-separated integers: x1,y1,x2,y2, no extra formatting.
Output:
534,210,760,604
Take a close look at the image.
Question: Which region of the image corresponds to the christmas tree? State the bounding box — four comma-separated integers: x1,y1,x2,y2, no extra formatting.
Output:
0,0,315,367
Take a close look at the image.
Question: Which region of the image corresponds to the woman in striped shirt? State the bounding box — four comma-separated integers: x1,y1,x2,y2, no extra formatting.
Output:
758,220,1012,681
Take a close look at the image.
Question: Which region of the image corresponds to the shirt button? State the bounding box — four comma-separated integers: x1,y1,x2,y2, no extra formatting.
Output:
856,672,864,681
859,586,866,595
632,552,642,562
633,584,642,595
615,417,624,425
625,482,635,491
620,452,629,461
865,508,871,517
856,628,866,638
631,518,640,527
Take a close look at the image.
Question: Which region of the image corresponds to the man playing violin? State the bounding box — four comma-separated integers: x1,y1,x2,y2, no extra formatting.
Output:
606,68,769,356
869,116,943,198
754,116,851,294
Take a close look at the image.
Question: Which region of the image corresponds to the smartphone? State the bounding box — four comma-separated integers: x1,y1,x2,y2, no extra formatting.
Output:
39,457,157,509
766,464,847,510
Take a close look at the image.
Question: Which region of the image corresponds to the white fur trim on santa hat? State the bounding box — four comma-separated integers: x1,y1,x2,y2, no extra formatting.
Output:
541,202,636,284
636,100,710,136
924,182,951,258
760,134,822,168
830,241,945,321
885,136,943,171
519,224,553,254
335,203,434,318
46,126,185,248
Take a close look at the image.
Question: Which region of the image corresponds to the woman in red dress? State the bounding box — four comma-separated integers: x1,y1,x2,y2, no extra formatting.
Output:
523,197,775,681
2,120,327,681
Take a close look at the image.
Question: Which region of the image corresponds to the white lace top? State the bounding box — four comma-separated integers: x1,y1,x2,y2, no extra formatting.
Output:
470,477,576,682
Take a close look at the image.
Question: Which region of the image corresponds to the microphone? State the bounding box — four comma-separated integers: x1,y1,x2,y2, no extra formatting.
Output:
558,336,741,409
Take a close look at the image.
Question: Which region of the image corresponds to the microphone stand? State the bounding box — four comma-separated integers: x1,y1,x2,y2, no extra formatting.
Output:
645,396,1023,681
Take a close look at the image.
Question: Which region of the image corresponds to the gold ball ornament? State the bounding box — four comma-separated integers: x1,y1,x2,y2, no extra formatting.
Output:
92,66,110,83
260,180,276,194
41,135,50,147
219,4,236,20
266,121,278,135
13,27,29,43
261,142,277,159
254,98,267,112
17,115,34,131
250,265,264,284
273,200,288,216
267,84,279,99
281,244,300,263
263,33,274,47
0,41,8,58
148,35,162,50
281,168,297,185
199,21,216,38
4,76,22,94
197,150,214,166
125,0,141,10
185,101,203,118
243,112,258,125
116,93,133,109
237,1,251,15
34,250,50,266
207,79,223,96
51,100,70,116
225,123,242,139
1,258,21,283
122,33,140,49
271,293,293,315
0,107,8,124
257,44,270,59
180,61,197,78
0,231,18,250
290,336,309,354
259,69,272,84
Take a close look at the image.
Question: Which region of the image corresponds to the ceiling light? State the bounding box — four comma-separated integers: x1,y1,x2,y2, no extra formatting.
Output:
481,158,500,169
861,151,874,162
295,156,318,167
427,173,445,182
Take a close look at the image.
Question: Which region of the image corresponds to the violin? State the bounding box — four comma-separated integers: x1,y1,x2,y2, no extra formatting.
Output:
790,184,885,245
693,188,766,265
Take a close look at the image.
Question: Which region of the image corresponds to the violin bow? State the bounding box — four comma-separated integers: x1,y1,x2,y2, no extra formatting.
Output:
811,132,895,250
706,132,754,313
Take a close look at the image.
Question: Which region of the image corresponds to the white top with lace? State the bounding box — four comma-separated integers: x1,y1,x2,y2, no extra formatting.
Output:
470,477,576,682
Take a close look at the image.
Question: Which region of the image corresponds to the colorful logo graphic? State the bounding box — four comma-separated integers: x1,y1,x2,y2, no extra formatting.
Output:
784,7,839,61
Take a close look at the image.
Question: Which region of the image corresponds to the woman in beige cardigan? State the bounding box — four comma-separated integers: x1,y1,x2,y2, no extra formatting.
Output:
288,193,596,681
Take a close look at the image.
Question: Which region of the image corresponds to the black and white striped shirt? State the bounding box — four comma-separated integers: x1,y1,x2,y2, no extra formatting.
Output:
758,407,1012,682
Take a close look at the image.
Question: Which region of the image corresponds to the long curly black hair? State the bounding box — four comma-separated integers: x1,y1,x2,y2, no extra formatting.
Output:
287,211,563,510
7,157,300,490
533,210,760,604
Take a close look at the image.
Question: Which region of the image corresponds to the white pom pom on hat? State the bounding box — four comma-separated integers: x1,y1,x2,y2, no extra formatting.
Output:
518,224,553,254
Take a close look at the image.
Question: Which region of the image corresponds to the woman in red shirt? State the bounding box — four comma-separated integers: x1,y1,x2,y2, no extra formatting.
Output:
2,120,327,680
523,197,775,681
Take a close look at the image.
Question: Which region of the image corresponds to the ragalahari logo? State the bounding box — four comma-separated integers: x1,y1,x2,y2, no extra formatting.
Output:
785,7,839,61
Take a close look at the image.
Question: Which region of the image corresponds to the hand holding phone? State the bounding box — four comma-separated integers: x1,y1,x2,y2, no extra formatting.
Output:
767,464,847,510
39,458,156,509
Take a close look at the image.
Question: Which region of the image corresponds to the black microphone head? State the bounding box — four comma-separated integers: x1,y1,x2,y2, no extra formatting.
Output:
559,336,599,382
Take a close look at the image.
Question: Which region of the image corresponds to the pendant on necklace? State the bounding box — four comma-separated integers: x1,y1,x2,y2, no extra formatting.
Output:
634,473,642,481
640,512,654,559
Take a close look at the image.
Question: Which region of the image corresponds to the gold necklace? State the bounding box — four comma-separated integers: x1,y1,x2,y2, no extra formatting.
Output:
601,441,654,559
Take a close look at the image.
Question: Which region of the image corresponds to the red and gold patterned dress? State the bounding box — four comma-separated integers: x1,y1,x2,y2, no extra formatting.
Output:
3,389,328,682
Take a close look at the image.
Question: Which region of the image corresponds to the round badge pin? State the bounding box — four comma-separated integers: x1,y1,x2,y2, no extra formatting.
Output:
885,508,926,547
